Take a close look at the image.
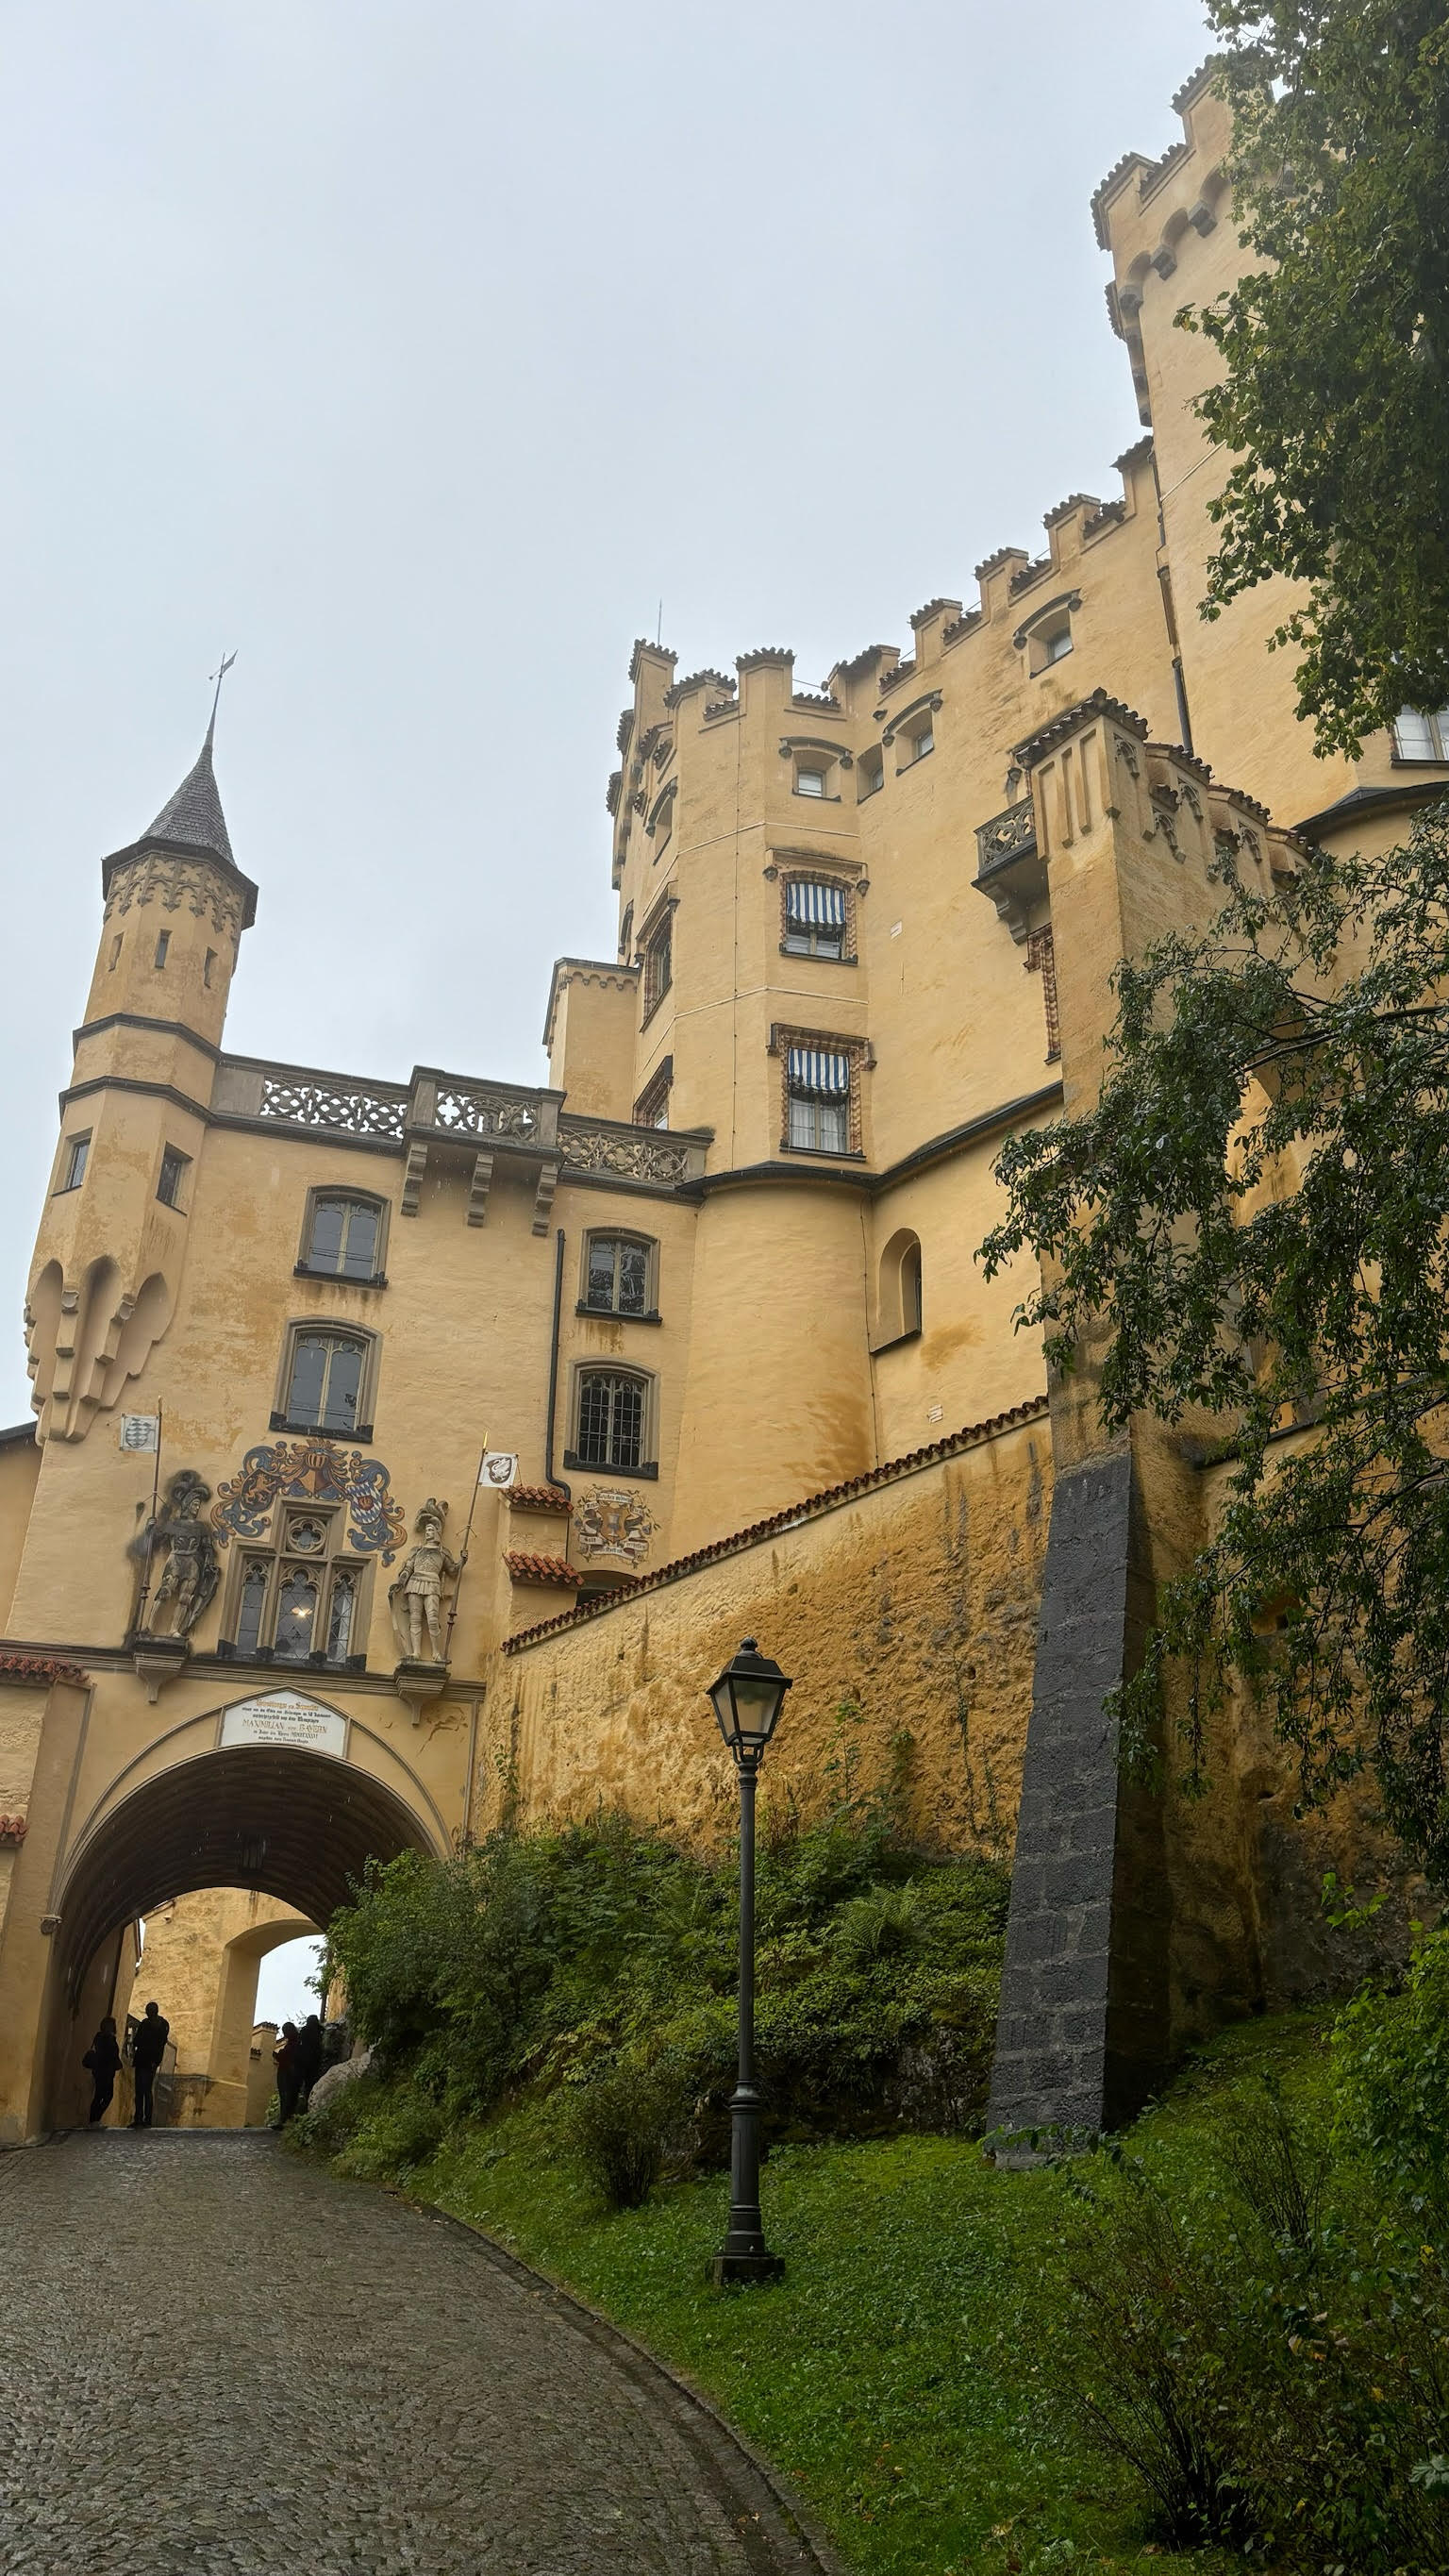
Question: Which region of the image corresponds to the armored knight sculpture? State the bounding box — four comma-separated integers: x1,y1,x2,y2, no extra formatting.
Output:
128,1469,221,1639
388,1498,458,1664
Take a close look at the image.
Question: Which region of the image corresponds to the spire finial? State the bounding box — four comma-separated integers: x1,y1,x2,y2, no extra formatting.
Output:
206,649,237,748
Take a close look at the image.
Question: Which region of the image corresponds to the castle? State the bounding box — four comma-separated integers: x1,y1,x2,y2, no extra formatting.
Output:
1,66,1441,2142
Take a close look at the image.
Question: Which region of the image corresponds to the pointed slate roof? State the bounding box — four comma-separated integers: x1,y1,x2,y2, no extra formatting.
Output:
141,722,234,866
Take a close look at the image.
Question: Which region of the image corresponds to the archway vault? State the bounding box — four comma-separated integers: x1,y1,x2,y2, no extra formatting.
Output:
56,1746,437,2005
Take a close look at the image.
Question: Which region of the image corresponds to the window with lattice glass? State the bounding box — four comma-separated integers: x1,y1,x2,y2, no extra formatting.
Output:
1394,707,1449,761
585,1235,652,1316
642,918,673,1016
575,1369,646,1469
306,1195,382,1280
283,1329,369,1432
229,1506,365,1665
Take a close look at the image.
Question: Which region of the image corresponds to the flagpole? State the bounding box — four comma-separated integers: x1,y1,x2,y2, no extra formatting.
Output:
133,1401,164,1634
443,1434,490,1661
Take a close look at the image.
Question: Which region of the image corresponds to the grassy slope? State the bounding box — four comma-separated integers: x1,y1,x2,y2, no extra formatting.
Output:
324,2014,1331,2575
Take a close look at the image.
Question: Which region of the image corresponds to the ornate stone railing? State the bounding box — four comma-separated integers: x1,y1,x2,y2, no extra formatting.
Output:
213,1060,708,1192
558,1115,707,1187
974,800,1039,876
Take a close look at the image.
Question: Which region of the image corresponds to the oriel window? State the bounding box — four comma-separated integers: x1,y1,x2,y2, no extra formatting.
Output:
306,1195,382,1281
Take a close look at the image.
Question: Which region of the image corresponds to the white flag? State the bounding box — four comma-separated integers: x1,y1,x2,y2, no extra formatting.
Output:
120,1414,160,1453
480,1450,519,1489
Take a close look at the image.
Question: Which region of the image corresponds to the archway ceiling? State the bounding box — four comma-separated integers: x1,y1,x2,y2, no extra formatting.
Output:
58,1748,430,2000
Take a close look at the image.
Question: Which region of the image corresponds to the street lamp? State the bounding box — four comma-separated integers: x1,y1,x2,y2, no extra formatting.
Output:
708,1636,792,2286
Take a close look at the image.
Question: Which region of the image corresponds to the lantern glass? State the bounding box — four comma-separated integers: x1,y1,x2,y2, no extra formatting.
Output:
708,1638,791,1755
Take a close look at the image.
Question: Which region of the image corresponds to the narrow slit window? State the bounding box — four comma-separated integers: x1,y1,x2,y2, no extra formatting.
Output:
157,1146,189,1209
60,1136,90,1192
203,949,216,989
154,931,170,968
235,1561,270,1655
108,934,123,972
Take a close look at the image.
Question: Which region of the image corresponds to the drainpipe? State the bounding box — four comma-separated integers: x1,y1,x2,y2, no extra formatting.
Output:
544,1228,571,1500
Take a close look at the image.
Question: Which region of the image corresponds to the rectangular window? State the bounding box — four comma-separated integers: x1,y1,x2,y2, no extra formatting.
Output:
642,919,673,1016
586,1235,651,1315
576,1370,645,1469
58,1135,91,1192
787,1046,851,1154
157,1146,189,1209
783,879,847,960
908,719,933,763
1394,707,1449,761
794,765,826,797
635,1063,672,1129
154,930,170,968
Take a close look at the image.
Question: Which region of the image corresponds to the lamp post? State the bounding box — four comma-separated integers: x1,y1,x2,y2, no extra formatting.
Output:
708,1636,792,2286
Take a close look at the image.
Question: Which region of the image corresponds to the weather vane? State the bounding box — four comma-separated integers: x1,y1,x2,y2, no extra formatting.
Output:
206,649,238,740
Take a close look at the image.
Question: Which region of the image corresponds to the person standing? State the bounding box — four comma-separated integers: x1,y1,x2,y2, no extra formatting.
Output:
82,2016,123,2126
295,2013,325,2112
273,2020,302,2126
129,1999,169,2129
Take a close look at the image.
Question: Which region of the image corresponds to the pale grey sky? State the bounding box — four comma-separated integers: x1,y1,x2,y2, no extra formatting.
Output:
0,1,1209,1423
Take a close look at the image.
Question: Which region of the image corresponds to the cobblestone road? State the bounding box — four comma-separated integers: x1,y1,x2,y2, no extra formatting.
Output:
0,2132,830,2576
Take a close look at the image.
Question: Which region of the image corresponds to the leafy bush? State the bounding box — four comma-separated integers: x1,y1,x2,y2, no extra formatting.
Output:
324,1770,1008,2152
561,2059,687,2210
1332,1921,1449,2221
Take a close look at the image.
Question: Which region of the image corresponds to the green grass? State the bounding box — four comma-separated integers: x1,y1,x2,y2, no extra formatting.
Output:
307,2013,1333,2575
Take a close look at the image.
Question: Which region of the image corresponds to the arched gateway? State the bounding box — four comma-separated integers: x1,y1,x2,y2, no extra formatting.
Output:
0,1679,451,2139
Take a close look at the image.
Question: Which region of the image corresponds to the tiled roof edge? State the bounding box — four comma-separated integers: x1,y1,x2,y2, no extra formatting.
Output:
0,1650,91,1688
503,1395,1051,1653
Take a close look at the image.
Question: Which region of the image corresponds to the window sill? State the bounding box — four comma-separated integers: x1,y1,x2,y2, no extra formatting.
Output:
562,1450,658,1480
293,1263,388,1289
1390,754,1449,769
894,748,933,776
792,792,842,804
269,1413,375,1444
779,945,857,965
51,1182,83,1196
218,1643,368,1673
870,1325,922,1357
778,1143,866,1161
576,1303,662,1325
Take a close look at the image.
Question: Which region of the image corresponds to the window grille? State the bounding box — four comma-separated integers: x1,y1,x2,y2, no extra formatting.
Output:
576,1370,645,1469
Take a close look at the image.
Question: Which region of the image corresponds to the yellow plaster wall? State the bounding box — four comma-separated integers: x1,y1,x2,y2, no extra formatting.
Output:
0,1435,41,1630
491,1413,1051,1857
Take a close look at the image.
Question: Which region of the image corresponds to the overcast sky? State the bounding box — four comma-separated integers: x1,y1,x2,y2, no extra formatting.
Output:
0,1,1208,1424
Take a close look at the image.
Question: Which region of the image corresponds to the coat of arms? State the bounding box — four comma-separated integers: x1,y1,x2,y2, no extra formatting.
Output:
572,1487,657,1565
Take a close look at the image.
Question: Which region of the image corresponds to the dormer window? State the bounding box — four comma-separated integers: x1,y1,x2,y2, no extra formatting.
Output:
1013,589,1082,677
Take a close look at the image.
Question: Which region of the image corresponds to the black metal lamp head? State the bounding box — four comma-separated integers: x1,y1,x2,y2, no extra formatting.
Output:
708,1637,792,1761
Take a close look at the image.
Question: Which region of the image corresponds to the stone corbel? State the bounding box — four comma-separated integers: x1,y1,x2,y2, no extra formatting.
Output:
400,1140,427,1216
532,1159,559,1236
132,1633,191,1705
392,1658,449,1725
467,1148,493,1229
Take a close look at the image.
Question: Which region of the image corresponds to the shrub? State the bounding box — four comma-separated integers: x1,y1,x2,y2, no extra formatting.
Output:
562,2060,688,2210
1332,1922,1449,2221
1217,2072,1328,2259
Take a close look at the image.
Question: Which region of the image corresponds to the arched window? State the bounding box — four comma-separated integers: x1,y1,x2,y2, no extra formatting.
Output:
304,1194,385,1281
583,1234,656,1317
275,1326,375,1437
876,1229,924,1346
568,1368,654,1475
221,1503,372,1670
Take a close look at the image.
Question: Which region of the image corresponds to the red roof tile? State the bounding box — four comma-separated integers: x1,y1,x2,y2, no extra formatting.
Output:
505,1552,581,1589
0,1651,90,1688
507,1486,572,1514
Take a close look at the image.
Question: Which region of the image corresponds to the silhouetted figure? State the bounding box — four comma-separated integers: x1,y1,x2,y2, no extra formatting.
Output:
295,2014,325,2110
273,2020,302,2126
82,2016,122,2126
129,1999,169,2129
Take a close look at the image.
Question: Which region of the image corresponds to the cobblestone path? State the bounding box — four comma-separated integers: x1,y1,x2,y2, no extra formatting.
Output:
0,2132,830,2576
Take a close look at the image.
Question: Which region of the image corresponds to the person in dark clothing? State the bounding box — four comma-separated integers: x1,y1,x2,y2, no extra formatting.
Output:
129,1999,169,2128
295,2013,325,2111
83,2016,123,2126
273,2020,302,2126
